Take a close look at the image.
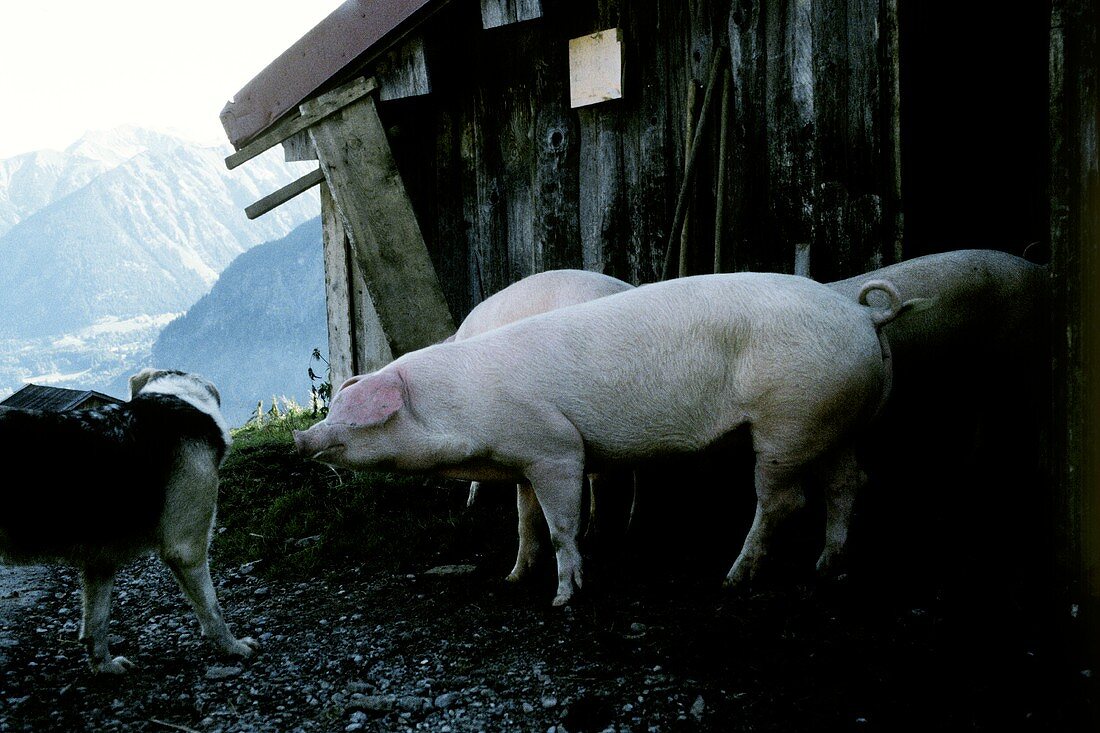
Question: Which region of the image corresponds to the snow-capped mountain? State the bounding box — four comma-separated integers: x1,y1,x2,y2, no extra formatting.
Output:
0,127,195,237
0,126,321,399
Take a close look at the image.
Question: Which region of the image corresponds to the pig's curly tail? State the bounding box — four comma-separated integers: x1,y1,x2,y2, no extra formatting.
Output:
858,279,928,328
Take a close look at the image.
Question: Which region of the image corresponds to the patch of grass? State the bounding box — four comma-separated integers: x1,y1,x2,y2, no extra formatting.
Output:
212,411,512,580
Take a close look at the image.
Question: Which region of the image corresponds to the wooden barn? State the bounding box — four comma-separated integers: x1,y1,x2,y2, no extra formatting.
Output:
221,0,1098,671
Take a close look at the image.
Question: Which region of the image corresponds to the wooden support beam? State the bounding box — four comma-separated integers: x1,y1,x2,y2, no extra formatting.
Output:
480,0,542,29
321,183,356,388
321,184,393,386
244,168,325,220
225,77,377,170
306,91,455,355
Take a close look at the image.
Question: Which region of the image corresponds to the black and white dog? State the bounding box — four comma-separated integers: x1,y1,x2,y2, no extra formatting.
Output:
0,368,257,673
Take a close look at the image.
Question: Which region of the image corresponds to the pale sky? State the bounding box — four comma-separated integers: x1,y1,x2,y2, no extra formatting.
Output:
0,1,347,159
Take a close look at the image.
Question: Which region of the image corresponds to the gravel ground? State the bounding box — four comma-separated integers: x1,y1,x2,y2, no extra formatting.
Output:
1,541,1095,733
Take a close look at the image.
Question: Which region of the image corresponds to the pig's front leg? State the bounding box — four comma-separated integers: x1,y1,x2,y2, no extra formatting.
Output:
526,460,585,606
507,483,546,582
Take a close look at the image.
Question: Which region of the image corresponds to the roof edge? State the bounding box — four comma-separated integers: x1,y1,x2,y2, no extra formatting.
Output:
220,0,442,149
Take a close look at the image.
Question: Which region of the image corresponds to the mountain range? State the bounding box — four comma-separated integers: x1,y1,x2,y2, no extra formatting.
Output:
0,126,322,408
148,217,328,426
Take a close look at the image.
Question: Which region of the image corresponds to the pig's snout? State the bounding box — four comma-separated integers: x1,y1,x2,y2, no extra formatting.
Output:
292,424,346,461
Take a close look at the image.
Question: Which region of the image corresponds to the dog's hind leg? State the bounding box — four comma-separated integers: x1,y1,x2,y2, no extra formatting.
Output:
161,546,258,658
79,567,134,674
160,454,258,658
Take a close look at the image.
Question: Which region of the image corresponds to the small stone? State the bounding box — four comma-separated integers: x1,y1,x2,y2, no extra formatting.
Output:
434,692,457,709
690,694,705,720
205,665,243,680
397,695,429,712
522,702,535,713
347,694,396,713
253,587,270,598
423,564,477,576
541,696,558,708
629,623,647,635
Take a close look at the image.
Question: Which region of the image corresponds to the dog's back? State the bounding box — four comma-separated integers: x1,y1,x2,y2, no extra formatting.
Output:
0,394,226,565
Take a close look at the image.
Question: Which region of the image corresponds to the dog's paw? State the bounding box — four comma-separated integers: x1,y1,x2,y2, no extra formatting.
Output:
93,656,135,675
225,636,260,658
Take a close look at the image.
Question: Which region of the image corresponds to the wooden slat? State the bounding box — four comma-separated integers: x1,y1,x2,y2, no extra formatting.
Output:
308,92,455,355
225,77,377,170
244,168,325,220
282,129,317,162
321,183,356,388
480,0,542,29
378,37,432,101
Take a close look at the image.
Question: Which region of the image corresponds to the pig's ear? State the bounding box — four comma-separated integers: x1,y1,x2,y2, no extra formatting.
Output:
333,370,405,427
334,374,365,395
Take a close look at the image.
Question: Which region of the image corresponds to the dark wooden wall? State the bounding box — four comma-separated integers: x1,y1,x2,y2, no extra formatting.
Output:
1050,0,1100,675
378,0,902,321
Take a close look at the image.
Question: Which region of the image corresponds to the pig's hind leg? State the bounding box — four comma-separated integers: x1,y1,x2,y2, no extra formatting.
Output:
724,455,806,588
526,460,586,606
507,483,546,582
812,446,866,577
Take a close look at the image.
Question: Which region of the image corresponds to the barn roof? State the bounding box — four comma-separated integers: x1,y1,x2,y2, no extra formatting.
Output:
219,0,448,149
0,384,122,412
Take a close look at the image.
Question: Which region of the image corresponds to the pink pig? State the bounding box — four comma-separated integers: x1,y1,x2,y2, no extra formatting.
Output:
452,269,634,578
295,272,916,605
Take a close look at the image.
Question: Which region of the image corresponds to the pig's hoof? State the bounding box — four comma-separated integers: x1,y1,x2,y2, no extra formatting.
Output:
94,656,135,675
506,561,537,583
551,591,573,607
815,549,845,577
722,562,755,590
505,567,533,583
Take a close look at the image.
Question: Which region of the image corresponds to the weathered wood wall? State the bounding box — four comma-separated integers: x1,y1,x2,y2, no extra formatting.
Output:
376,0,901,321
1049,0,1099,668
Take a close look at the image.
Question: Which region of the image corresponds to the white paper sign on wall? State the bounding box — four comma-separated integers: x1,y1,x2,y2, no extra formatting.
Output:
568,28,624,109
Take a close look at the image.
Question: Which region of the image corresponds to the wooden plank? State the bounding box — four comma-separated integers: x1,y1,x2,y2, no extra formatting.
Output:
321,183,356,388
578,105,625,275
282,129,316,162
480,0,543,29
1050,0,1100,625
378,36,432,101
226,77,377,170
244,168,325,220
568,28,624,108
461,89,510,305
531,17,580,273
347,228,394,376
308,93,455,355
765,0,816,275
726,0,767,274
